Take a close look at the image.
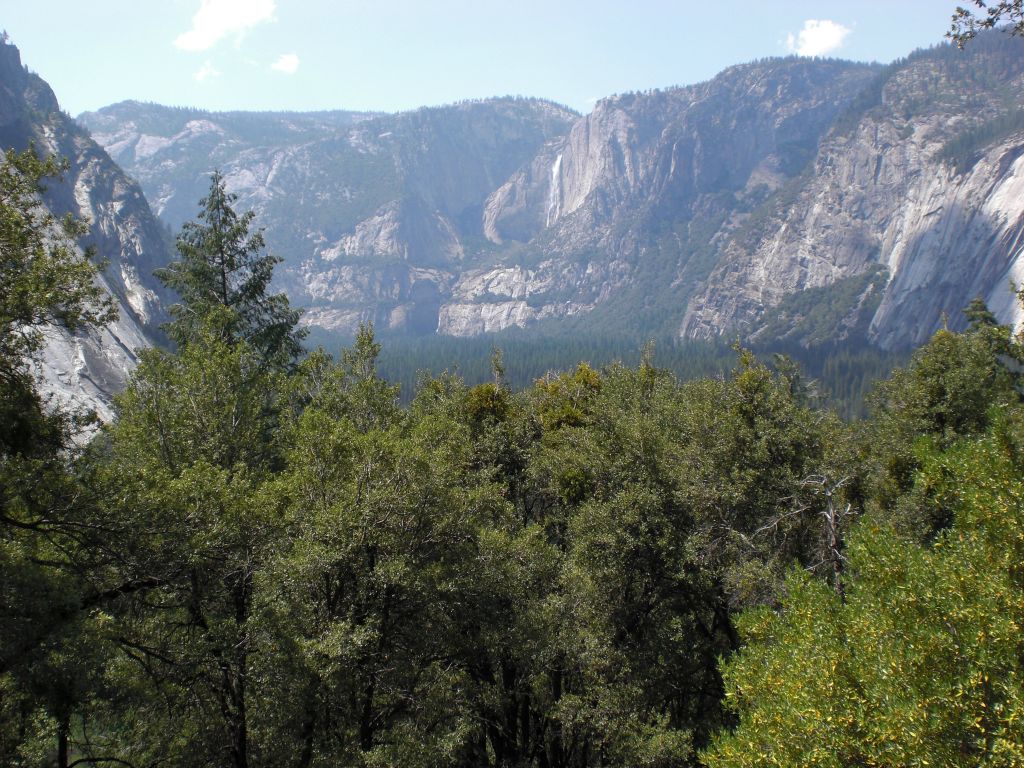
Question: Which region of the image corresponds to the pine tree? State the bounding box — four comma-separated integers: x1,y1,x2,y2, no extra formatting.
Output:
84,174,305,767
157,170,305,366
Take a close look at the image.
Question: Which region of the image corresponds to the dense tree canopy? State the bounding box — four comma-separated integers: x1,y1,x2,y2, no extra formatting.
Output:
0,148,118,766
703,314,1024,767
704,412,1024,767
6,160,1024,766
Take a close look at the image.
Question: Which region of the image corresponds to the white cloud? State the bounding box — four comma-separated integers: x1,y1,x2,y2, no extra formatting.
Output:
271,53,300,74
194,60,220,82
175,0,276,52
786,19,851,57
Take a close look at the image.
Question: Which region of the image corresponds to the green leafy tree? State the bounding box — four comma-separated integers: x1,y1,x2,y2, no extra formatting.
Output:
0,147,118,766
704,409,1024,767
256,331,503,765
157,169,305,366
91,319,286,768
949,1,1024,47
859,317,1019,538
512,351,834,766
668,350,846,607
443,365,558,768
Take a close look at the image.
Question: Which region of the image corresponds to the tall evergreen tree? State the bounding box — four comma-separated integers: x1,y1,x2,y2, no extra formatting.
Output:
157,170,305,366
85,176,304,767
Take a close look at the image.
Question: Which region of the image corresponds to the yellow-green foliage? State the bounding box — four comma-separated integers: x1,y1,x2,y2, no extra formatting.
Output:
705,411,1024,767
533,362,602,431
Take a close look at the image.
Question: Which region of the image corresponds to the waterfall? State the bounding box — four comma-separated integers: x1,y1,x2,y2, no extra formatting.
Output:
545,153,563,228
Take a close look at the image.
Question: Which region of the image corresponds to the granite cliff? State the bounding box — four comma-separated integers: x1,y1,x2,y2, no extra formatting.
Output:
74,33,1024,351
80,98,577,336
683,34,1024,350
0,38,170,418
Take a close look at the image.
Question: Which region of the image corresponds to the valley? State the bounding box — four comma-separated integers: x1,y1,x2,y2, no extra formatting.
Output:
5,8,1024,765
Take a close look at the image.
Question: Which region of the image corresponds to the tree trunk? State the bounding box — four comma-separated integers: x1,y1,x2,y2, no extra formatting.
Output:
57,715,69,768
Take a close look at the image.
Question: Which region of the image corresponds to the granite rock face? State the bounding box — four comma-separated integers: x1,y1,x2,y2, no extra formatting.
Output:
82,58,878,339
79,98,577,336
77,34,1024,350
0,38,170,418
682,35,1024,350
466,57,880,336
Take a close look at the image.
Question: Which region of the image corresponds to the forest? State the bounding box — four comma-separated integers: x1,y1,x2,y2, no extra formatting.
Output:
4,145,1024,767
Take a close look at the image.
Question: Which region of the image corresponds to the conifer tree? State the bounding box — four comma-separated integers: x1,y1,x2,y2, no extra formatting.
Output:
157,170,305,366
90,175,303,767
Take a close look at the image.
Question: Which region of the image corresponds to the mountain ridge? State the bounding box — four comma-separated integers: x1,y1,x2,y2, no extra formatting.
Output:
0,38,171,419
69,32,1024,352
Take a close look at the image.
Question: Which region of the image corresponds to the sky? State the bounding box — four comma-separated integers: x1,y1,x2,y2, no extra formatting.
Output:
3,1,963,118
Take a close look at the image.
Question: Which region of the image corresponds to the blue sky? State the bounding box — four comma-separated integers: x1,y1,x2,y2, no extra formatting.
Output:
4,1,961,117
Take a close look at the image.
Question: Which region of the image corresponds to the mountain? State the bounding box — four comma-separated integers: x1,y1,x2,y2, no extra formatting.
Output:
79,98,579,336
459,57,880,337
0,38,170,419
77,33,1024,351
683,35,1024,350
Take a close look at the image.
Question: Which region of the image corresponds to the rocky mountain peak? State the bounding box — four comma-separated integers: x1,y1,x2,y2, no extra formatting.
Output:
683,33,1024,350
0,36,170,418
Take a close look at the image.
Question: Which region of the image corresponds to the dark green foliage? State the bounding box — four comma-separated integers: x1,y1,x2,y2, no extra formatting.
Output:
0,148,117,766
801,342,907,419
752,267,888,348
79,176,321,763
364,332,738,401
965,294,1002,328
157,170,306,365
863,319,1019,522
10,296,1024,764
937,109,1024,173
949,0,1024,47
357,329,901,420
42,312,842,765
86,323,288,767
